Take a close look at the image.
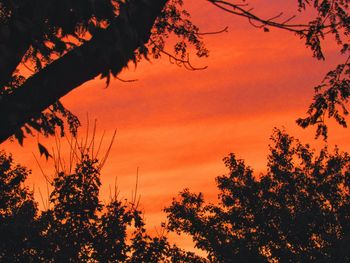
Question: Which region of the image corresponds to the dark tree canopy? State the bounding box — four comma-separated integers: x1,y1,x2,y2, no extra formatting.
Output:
165,129,350,262
3,128,349,261
0,0,349,146
210,0,350,139
0,147,207,262
0,0,207,144
1,1,350,261
0,151,38,261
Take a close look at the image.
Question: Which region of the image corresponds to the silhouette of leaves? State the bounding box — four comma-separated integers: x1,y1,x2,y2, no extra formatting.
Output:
0,145,206,261
0,0,349,142
37,143,52,160
297,57,350,139
165,128,350,261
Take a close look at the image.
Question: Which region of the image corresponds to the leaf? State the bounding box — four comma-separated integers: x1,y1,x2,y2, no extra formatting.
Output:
38,143,52,160
14,128,25,146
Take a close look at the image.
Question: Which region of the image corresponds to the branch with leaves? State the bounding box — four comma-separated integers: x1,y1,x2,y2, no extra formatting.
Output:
209,0,350,139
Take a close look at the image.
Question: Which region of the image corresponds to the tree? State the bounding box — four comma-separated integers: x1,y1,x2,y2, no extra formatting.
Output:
0,0,207,144
0,151,38,261
0,0,349,145
165,129,350,262
208,0,350,139
0,139,207,262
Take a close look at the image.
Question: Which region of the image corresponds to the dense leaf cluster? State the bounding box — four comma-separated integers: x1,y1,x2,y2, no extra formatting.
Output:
296,0,350,59
165,129,350,262
1,0,349,143
294,0,350,138
0,0,207,144
2,128,350,261
0,0,121,142
297,59,350,139
196,0,350,139
0,151,205,262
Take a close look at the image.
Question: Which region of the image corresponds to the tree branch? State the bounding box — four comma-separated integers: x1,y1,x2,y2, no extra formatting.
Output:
0,0,168,143
208,0,310,34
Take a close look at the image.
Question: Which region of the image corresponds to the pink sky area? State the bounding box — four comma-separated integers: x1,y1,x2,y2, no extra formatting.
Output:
3,0,350,252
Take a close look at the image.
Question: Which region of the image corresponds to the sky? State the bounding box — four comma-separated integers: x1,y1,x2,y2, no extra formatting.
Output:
3,0,350,252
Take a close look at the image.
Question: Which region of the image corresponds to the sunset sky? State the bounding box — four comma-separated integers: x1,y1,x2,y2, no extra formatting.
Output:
3,0,350,251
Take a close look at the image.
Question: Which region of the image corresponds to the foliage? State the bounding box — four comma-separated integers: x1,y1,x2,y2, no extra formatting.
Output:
0,149,206,262
208,0,350,139
3,128,350,261
1,0,350,143
165,129,350,262
0,151,38,261
297,59,350,139
0,0,207,144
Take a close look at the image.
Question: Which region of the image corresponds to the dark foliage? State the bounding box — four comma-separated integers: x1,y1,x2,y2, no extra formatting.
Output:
0,0,349,144
2,129,350,261
0,150,206,262
165,129,350,262
0,0,207,144
297,60,350,139
0,151,38,261
296,0,350,137
207,0,350,139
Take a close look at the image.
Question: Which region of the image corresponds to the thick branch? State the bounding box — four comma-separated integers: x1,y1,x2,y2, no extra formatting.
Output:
0,0,167,143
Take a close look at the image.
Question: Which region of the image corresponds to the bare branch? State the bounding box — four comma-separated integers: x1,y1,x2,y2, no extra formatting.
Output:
151,41,208,71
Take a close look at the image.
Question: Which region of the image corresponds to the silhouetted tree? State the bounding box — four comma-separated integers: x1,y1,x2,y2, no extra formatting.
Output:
3,129,350,261
41,154,102,261
165,129,350,262
0,0,349,144
210,0,350,139
0,145,207,262
0,0,207,144
0,151,38,262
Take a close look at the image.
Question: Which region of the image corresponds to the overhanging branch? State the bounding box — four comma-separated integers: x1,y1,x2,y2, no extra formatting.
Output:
0,0,168,143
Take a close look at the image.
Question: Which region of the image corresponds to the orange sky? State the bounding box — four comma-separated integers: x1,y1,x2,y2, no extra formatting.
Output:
2,0,350,252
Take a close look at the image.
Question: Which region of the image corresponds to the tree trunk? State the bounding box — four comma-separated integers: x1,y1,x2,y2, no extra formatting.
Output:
0,0,167,143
